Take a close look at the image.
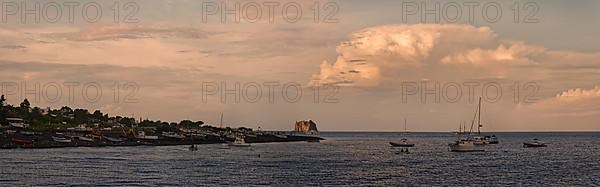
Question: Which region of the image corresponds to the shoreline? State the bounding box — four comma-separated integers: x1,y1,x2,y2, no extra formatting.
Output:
1,134,324,149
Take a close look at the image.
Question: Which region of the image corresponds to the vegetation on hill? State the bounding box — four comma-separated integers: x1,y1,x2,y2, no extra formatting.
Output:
0,94,222,134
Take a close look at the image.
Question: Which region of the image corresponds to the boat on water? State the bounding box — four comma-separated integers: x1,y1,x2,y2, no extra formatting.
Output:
52,136,72,143
390,138,415,147
7,118,28,128
390,118,415,147
523,139,547,148
77,136,95,142
12,135,34,146
136,131,159,140
228,137,251,147
274,134,288,139
102,136,124,142
448,121,484,152
467,97,499,145
487,135,499,144
448,138,484,152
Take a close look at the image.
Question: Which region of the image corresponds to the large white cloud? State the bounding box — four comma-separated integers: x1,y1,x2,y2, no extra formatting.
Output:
310,24,600,87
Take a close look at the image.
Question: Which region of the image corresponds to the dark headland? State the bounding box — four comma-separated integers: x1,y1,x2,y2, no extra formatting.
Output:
0,96,323,149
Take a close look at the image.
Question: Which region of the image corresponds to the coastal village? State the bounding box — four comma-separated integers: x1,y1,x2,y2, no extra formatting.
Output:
0,95,322,149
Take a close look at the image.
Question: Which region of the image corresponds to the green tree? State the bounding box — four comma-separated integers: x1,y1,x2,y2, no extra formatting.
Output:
73,109,90,124
92,110,105,121
0,95,6,106
179,120,194,127
19,99,31,120
20,98,30,111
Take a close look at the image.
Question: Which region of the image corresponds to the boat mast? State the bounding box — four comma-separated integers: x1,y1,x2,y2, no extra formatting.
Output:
470,105,477,134
404,118,407,133
220,112,224,128
478,97,482,134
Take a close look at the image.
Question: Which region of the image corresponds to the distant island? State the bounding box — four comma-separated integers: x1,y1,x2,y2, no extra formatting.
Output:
0,95,323,149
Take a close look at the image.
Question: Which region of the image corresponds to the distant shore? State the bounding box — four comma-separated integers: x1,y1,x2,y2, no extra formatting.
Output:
0,132,324,149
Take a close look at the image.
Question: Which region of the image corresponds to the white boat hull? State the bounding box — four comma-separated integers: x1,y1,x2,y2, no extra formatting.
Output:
53,137,72,143
449,141,484,152
77,137,94,142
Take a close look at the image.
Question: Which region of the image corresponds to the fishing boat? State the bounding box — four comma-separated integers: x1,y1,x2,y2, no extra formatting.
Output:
52,136,72,143
228,137,251,147
390,118,415,147
523,139,547,148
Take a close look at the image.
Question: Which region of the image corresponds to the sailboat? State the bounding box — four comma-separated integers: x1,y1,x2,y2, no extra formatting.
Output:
448,123,484,152
448,98,489,152
448,138,483,152
470,97,499,145
389,118,415,147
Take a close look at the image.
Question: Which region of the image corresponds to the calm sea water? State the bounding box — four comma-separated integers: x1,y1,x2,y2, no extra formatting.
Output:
1,132,599,186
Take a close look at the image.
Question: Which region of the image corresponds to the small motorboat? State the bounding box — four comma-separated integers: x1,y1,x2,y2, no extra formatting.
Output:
227,137,251,147
389,138,415,147
189,144,198,151
487,135,499,144
52,136,72,143
523,139,547,148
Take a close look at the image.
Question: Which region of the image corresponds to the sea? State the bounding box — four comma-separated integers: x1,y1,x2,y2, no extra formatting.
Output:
1,132,599,186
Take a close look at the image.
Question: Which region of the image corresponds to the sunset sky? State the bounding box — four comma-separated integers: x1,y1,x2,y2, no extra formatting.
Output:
1,0,600,131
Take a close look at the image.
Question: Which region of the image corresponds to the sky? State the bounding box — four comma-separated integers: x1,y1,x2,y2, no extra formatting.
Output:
1,0,600,131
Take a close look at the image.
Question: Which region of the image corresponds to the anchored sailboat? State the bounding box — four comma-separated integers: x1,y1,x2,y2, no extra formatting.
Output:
448,122,484,152
449,98,495,152
470,97,499,145
389,118,415,147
